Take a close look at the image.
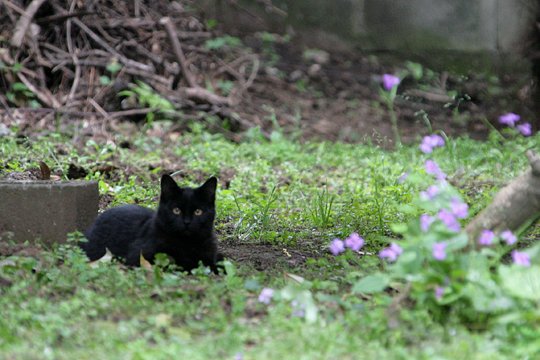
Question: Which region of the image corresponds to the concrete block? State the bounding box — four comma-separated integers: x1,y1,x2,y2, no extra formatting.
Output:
0,180,98,245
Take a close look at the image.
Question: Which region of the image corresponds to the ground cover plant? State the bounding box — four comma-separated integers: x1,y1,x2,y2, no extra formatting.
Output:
1,116,539,359
1,2,540,359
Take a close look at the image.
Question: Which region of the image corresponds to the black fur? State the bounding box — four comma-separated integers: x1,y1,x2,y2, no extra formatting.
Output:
81,175,223,273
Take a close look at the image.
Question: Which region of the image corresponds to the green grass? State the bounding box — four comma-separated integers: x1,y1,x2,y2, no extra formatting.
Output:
0,124,539,359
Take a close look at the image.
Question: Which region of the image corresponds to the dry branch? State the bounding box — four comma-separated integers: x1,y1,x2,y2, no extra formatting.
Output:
10,0,46,47
160,16,233,107
159,16,197,88
466,150,540,241
0,0,261,130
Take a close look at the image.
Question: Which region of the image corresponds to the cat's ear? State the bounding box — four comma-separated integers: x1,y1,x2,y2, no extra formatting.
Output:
160,174,179,198
198,176,217,203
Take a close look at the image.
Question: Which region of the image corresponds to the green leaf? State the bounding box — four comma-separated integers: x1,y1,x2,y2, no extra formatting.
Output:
499,265,540,300
390,223,408,234
106,61,122,74
11,82,28,92
223,260,236,278
446,233,468,252
352,273,389,294
205,36,242,50
99,76,111,85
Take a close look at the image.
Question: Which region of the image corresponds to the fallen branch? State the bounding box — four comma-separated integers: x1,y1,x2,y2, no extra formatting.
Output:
17,72,61,108
10,0,47,48
184,87,233,107
159,16,197,88
465,150,540,241
71,17,155,73
160,16,233,107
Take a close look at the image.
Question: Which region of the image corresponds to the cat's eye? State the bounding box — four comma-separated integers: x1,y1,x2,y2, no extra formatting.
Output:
194,209,203,216
172,208,181,215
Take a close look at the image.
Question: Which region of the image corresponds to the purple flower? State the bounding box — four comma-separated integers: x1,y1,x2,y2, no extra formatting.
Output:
397,172,409,184
424,160,446,180
435,286,445,300
329,239,345,256
437,209,461,232
517,122,532,136
234,353,244,360
382,74,400,91
420,185,440,200
498,112,520,127
500,230,517,245
432,242,447,261
478,229,495,246
258,288,274,304
450,198,468,219
379,243,403,262
512,250,531,267
344,232,365,252
291,300,306,318
420,214,434,232
420,134,445,154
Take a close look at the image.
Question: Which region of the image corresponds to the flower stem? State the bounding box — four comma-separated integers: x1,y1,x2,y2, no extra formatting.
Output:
387,103,401,147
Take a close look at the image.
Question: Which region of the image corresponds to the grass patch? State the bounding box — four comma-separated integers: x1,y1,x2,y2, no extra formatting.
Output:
0,124,539,358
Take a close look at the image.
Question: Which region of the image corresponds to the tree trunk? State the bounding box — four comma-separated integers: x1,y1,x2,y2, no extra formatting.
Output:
465,150,540,241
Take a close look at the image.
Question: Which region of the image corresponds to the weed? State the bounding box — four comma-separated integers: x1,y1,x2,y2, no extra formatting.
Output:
205,36,243,50
308,186,335,229
118,81,174,123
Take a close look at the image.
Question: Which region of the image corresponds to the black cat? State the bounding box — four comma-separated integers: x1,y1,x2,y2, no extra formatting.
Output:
81,175,223,273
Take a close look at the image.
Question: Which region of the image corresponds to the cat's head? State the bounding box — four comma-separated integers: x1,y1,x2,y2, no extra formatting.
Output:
156,175,217,236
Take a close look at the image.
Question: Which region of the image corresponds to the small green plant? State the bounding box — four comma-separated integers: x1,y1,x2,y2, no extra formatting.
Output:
99,59,123,85
205,36,243,50
257,31,285,67
348,133,540,334
404,61,424,81
308,187,335,228
205,18,218,30
216,79,234,96
253,185,279,240
5,82,40,108
379,74,401,147
118,81,174,123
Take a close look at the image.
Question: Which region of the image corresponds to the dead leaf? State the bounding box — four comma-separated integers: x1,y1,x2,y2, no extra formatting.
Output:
140,252,153,271
39,161,51,180
285,273,305,283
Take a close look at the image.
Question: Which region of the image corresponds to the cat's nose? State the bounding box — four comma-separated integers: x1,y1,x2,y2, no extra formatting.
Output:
184,218,192,225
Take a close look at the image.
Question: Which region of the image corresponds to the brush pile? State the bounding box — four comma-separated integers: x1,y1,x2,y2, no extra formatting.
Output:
0,0,259,132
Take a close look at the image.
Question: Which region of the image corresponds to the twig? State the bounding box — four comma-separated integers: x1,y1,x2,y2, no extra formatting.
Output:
256,0,288,17
10,0,47,48
36,11,93,24
134,0,140,17
66,0,81,105
0,95,16,122
88,98,111,120
16,72,61,108
71,17,155,73
159,17,197,88
406,89,453,103
1,0,25,15
160,16,233,107
184,87,232,107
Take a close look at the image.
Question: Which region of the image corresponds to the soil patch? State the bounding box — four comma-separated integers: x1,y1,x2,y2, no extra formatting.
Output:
220,242,314,271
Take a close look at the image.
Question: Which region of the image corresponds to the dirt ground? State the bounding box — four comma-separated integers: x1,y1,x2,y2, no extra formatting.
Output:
234,38,534,145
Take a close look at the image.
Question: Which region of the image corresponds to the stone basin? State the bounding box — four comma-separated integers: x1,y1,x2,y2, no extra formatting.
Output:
0,180,98,245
